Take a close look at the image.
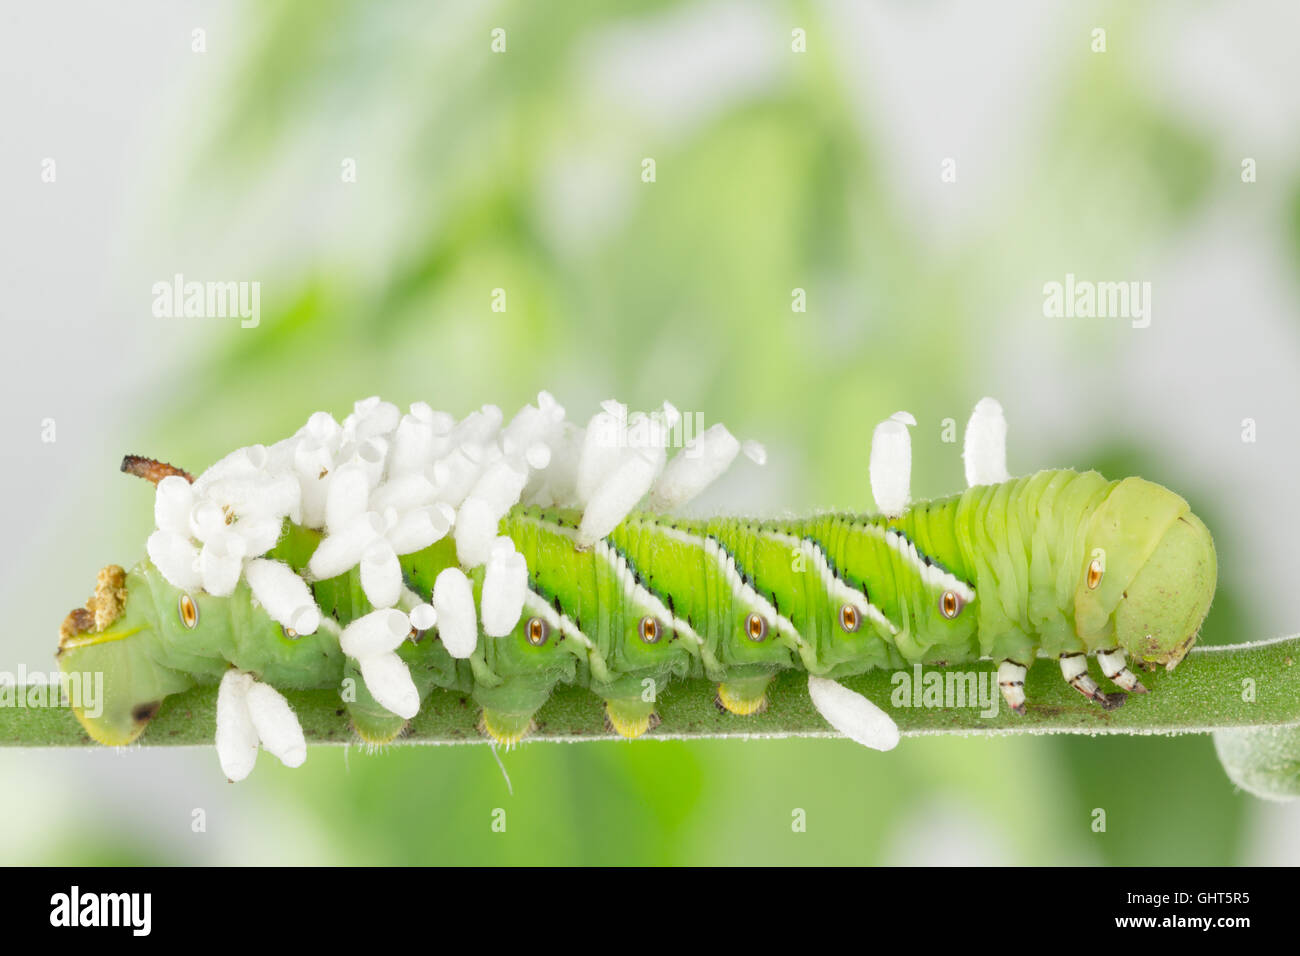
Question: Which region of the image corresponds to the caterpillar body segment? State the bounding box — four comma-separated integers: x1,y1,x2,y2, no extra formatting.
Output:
56,396,1218,779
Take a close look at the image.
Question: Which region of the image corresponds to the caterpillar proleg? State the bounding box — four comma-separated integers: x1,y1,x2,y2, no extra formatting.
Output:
56,395,1217,780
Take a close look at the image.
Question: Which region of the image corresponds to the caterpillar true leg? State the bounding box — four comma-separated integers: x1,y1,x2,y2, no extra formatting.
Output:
996,659,1028,715
1059,653,1125,710
1097,648,1148,694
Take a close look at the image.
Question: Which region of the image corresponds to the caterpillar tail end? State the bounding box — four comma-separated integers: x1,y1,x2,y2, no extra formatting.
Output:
479,708,537,749
603,698,660,739
715,675,773,716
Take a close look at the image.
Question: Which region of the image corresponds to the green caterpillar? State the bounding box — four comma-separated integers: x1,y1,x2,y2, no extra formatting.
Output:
55,395,1217,779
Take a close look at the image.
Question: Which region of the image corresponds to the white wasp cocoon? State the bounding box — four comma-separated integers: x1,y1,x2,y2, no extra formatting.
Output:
293,440,334,529
432,446,485,509
648,423,739,511
245,681,307,769
199,532,246,597
387,505,451,555
189,499,227,542
481,547,528,637
433,567,477,658
578,446,663,548
869,413,914,518
302,411,342,447
245,558,320,635
193,445,267,495
390,413,435,475
307,511,385,580
453,495,499,568
470,459,529,515
741,440,767,466
340,607,412,659
963,396,1011,488
233,516,283,559
575,406,628,505
360,652,420,719
154,475,194,537
807,675,900,752
324,463,372,535
360,540,402,608
370,470,438,515
215,671,260,782
525,441,551,470
146,530,202,592
409,603,438,632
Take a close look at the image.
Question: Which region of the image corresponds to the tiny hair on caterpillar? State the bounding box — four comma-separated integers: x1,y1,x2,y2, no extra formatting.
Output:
56,394,1217,781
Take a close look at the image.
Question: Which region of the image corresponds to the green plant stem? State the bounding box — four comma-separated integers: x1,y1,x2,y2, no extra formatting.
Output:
3,636,1298,747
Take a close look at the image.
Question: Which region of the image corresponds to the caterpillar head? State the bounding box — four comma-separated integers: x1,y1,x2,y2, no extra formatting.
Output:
1075,477,1217,671
57,564,192,746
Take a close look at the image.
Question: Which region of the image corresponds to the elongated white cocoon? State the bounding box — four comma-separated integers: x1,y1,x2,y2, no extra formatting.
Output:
209,472,300,524
470,460,529,515
481,549,528,637
575,409,627,505
502,403,549,456
293,439,334,529
245,558,319,634
325,463,372,534
154,476,194,537
538,390,565,420
807,675,900,751
455,404,504,447
577,448,661,548
199,533,246,597
390,414,435,475
289,605,321,635
388,505,451,555
360,540,402,608
409,603,437,632
349,437,388,487
215,671,259,782
360,651,420,719
194,445,267,494
525,442,551,470
233,516,283,558
303,411,342,447
963,396,1010,488
308,511,385,579
354,399,400,441
370,470,437,515
454,495,499,567
245,680,307,768
742,440,767,466
648,423,739,510
869,416,912,517
189,499,227,542
147,530,202,591
432,446,484,508
433,567,477,658
340,607,411,659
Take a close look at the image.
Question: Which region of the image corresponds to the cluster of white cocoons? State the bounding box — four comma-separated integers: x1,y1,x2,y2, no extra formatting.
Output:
216,670,308,782
148,394,764,777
